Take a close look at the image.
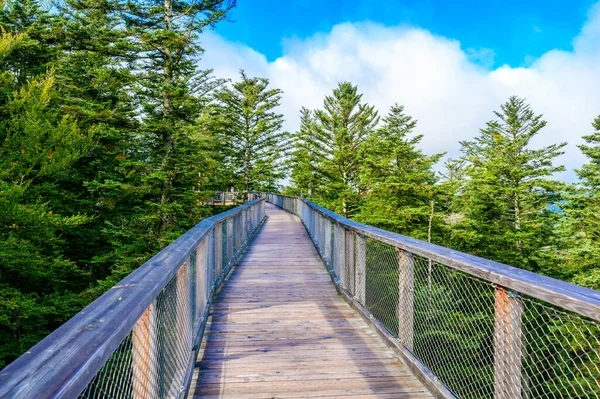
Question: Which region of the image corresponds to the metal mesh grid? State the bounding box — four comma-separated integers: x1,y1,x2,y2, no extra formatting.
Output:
410,256,496,398
78,200,265,399
266,194,600,399
79,332,134,399
154,264,193,398
521,297,600,398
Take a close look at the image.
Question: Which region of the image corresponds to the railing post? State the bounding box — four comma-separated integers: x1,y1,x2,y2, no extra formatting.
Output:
318,214,324,252
215,222,222,278
253,203,257,229
132,302,158,399
195,238,207,323
227,218,233,267
174,262,191,395
493,287,523,399
345,230,355,295
398,249,414,351
355,234,366,304
334,224,346,285
323,219,331,266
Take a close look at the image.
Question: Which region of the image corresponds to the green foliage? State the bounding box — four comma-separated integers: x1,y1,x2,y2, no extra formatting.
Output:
577,115,600,190
0,0,241,368
0,61,90,367
0,0,61,85
122,0,234,232
304,82,380,216
288,107,321,197
357,104,444,240
287,90,600,398
554,115,600,289
210,70,290,193
447,96,566,272
0,6,599,398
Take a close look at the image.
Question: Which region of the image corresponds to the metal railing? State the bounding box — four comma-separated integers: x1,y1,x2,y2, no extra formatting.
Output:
0,198,266,399
265,193,600,399
206,191,261,205
209,191,236,205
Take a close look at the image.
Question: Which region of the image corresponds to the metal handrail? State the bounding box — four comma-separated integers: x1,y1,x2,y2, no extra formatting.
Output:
0,198,266,399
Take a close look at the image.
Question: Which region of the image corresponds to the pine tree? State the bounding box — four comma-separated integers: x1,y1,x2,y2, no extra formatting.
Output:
0,0,62,86
312,82,379,217
34,0,142,283
357,104,443,239
288,107,322,197
211,70,289,193
558,115,600,289
0,28,90,365
578,115,600,190
451,96,566,272
123,0,235,231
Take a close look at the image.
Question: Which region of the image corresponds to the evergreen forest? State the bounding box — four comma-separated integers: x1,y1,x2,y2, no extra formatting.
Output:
1,0,599,377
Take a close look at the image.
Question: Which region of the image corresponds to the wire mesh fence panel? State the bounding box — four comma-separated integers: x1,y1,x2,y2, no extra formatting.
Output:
334,224,345,286
521,297,600,399
412,256,497,398
79,333,134,399
155,265,192,398
363,237,400,338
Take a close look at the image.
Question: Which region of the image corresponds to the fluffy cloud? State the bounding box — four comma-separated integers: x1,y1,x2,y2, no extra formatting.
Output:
200,3,600,181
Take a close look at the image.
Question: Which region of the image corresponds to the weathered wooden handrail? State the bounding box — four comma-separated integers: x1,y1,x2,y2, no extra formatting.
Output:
265,193,600,399
0,198,266,399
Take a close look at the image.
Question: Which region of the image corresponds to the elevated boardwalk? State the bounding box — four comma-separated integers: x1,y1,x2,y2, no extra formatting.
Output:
189,203,433,398
2,196,598,399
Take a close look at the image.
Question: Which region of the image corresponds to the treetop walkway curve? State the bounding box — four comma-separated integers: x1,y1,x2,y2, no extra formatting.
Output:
0,194,599,399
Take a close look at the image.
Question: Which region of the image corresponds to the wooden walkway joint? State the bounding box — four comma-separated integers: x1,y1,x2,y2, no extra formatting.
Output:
189,203,433,398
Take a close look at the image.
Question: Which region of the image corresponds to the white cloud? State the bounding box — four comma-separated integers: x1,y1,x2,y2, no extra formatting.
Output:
200,2,600,181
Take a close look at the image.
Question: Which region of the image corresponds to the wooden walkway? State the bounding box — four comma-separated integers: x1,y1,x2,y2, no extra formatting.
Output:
189,203,433,398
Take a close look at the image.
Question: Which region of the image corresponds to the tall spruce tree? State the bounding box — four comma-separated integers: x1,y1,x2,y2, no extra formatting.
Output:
557,115,600,288
211,71,289,193
451,96,566,272
357,104,443,240
41,0,142,284
288,107,322,197
311,82,379,217
578,115,600,189
123,0,234,232
0,27,91,365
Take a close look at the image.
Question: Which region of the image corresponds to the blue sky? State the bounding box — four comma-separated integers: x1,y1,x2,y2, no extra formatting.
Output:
202,1,600,181
214,0,595,68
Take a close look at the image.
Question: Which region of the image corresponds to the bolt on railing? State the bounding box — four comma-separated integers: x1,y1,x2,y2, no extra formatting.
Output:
0,198,266,399
265,193,600,399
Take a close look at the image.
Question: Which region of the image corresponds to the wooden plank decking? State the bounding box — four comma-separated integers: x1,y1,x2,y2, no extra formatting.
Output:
189,203,433,398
